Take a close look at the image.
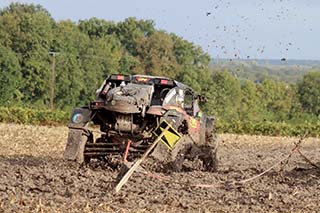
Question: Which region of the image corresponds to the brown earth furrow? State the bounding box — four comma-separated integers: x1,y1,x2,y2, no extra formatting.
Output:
0,123,319,212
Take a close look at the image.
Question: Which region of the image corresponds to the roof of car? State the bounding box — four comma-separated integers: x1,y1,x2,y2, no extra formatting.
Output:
133,74,171,80
107,74,195,94
133,74,194,93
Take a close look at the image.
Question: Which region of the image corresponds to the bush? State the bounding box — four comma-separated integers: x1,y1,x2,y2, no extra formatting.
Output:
216,119,320,137
0,107,318,137
0,107,69,125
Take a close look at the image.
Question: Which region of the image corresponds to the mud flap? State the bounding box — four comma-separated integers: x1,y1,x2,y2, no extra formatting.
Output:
63,129,87,163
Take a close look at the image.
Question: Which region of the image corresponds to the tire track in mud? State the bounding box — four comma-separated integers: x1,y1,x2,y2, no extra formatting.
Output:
0,123,319,212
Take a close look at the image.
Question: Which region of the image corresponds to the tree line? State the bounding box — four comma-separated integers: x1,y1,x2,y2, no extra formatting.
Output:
0,3,319,128
210,59,320,83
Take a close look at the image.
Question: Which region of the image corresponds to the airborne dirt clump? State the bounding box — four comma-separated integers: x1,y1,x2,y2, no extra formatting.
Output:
0,123,319,212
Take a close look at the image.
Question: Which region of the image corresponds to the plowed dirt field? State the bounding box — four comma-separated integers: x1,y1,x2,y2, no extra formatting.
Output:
0,123,319,212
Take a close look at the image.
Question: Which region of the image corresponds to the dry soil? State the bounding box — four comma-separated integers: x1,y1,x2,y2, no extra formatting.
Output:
0,123,319,212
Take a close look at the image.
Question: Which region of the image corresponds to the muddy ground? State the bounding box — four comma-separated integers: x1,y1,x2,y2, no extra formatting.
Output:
0,123,319,212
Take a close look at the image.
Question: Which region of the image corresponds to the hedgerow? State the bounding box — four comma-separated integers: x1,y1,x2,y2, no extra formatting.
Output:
216,120,320,137
0,107,318,137
0,107,69,125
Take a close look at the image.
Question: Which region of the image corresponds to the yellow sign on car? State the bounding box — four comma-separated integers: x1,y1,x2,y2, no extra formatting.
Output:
153,120,182,150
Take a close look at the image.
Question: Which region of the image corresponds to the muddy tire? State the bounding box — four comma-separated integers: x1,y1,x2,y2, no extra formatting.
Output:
199,145,218,172
200,116,218,172
170,142,192,172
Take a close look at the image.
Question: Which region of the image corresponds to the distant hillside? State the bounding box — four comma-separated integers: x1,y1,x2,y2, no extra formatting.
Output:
212,58,320,66
210,59,320,83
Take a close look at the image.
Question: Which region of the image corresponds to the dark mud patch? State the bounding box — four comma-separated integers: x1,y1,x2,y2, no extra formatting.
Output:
0,124,319,212
1,154,319,212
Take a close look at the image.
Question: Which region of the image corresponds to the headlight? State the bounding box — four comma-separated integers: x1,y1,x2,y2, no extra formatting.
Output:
72,113,84,123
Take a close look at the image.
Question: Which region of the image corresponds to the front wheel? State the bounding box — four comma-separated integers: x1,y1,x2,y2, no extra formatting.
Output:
200,116,219,171
199,144,218,172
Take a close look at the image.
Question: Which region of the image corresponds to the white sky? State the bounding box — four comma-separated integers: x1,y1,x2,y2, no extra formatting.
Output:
1,0,319,60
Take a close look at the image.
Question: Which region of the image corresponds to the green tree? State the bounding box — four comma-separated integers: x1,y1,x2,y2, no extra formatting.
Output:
239,80,260,121
136,31,180,78
119,52,141,75
256,79,295,121
78,18,116,39
78,35,122,103
116,17,155,56
0,44,22,106
204,70,241,120
171,34,211,92
298,71,320,115
54,54,83,110
52,20,87,109
0,3,54,107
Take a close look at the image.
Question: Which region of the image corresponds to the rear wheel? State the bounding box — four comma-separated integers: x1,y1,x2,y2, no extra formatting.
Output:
200,116,218,171
170,141,193,172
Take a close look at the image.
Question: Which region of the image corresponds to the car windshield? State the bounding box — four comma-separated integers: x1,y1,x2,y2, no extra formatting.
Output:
163,87,184,108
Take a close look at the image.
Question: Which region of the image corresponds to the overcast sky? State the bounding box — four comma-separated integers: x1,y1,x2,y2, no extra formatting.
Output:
1,0,319,60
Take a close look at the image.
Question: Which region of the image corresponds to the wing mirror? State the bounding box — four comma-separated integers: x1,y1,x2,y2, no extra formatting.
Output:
198,94,208,103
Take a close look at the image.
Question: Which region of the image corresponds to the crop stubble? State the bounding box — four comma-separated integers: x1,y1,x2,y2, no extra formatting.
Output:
0,123,319,212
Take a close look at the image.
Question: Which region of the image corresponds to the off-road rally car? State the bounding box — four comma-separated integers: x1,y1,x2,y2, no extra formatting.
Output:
63,74,218,172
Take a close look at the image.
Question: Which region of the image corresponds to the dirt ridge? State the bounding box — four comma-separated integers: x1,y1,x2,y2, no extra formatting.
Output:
0,123,319,212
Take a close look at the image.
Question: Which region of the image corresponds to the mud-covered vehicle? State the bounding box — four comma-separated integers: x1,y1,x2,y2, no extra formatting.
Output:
64,74,218,171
